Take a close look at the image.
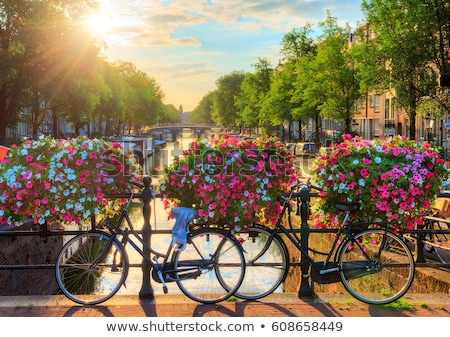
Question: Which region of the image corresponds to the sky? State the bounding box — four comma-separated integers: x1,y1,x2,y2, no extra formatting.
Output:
90,0,365,112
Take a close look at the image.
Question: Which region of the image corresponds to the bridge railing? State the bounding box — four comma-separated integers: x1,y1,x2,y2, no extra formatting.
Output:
1,185,449,299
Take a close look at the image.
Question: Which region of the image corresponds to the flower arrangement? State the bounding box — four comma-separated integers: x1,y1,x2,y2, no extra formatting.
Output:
159,135,298,231
0,136,140,226
311,134,448,231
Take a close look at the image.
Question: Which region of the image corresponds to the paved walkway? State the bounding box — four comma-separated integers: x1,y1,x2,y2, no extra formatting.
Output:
0,293,449,317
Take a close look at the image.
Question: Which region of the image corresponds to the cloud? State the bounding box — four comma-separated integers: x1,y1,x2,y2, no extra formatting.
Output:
102,0,362,48
97,0,364,110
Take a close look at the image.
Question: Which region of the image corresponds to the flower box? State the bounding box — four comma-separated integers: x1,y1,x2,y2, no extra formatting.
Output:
159,135,297,231
311,134,448,230
0,136,139,226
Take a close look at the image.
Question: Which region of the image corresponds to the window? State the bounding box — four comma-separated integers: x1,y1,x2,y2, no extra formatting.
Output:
373,95,380,112
391,99,396,119
385,99,390,119
374,118,379,136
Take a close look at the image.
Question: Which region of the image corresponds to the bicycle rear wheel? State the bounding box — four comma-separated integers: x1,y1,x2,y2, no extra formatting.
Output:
233,225,289,300
425,214,449,264
338,229,414,305
172,227,245,304
55,231,129,305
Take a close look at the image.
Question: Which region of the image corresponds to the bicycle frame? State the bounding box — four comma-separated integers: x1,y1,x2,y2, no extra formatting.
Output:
252,188,395,278
95,192,189,287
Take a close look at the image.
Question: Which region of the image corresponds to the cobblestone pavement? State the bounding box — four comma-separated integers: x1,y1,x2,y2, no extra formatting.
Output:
0,293,449,317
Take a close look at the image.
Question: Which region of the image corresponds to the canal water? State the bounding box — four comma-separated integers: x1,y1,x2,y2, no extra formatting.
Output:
114,131,309,297
119,130,198,295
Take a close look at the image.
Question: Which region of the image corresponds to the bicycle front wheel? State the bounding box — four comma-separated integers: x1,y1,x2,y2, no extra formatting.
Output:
233,225,289,300
173,227,245,304
55,231,129,305
338,229,415,305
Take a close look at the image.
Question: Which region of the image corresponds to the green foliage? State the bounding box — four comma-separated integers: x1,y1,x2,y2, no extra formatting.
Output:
190,92,215,124
212,71,247,127
360,0,450,139
0,0,171,141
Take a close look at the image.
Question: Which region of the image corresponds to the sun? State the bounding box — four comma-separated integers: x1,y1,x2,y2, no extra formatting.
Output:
83,12,113,38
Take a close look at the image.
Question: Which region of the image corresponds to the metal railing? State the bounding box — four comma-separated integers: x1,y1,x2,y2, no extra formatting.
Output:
1,182,449,299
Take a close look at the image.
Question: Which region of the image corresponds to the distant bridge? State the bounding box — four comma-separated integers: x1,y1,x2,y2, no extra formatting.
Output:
144,124,220,142
146,124,216,132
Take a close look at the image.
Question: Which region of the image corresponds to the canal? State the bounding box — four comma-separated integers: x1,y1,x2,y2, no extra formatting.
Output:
119,129,198,296
117,131,315,296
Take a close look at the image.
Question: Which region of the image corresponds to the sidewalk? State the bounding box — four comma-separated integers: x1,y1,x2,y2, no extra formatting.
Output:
0,292,449,317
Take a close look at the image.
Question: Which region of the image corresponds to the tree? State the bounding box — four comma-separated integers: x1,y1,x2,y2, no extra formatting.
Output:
281,26,316,60
260,60,297,141
92,60,125,137
278,25,317,141
0,0,98,143
190,91,215,124
212,71,246,127
160,104,182,124
360,0,446,140
291,53,324,145
315,12,360,134
115,61,165,134
236,58,273,135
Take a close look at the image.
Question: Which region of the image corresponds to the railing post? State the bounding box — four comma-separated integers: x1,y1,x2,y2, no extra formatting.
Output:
298,186,314,298
415,232,426,263
139,175,154,300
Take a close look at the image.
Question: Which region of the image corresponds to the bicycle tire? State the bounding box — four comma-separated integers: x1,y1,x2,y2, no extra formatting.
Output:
55,231,129,305
338,229,415,305
233,225,289,300
425,214,449,264
172,227,245,304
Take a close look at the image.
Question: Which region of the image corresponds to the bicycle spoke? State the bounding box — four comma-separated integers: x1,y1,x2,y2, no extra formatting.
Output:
339,229,415,305
173,228,245,304
55,232,128,305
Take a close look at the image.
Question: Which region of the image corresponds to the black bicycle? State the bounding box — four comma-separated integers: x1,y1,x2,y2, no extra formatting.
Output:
403,193,450,265
234,181,415,305
421,214,449,264
55,179,245,305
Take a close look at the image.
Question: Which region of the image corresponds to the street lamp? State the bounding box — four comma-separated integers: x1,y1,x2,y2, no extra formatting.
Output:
425,117,434,143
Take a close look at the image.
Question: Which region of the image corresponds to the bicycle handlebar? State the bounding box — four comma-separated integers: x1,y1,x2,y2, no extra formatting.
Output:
129,179,145,190
291,180,323,192
282,180,323,201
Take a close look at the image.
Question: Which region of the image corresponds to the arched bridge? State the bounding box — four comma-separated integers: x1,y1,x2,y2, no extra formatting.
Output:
147,124,215,132
145,124,218,143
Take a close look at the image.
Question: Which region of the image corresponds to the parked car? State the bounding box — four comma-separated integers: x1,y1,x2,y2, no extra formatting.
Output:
295,142,316,155
285,142,297,155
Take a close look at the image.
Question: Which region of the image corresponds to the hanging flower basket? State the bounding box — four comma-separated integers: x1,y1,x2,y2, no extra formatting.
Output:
0,136,140,226
159,135,298,231
311,134,448,231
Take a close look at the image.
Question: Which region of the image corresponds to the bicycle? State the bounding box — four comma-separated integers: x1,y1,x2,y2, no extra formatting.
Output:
55,178,245,305
421,214,449,264
234,180,415,305
403,193,450,265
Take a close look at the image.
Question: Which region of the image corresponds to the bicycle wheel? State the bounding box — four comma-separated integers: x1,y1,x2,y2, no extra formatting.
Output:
233,225,289,300
425,214,449,264
172,227,245,304
55,231,129,305
338,229,415,305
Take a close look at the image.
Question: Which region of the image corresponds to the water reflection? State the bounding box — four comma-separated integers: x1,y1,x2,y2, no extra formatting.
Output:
119,133,198,295
146,131,197,182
